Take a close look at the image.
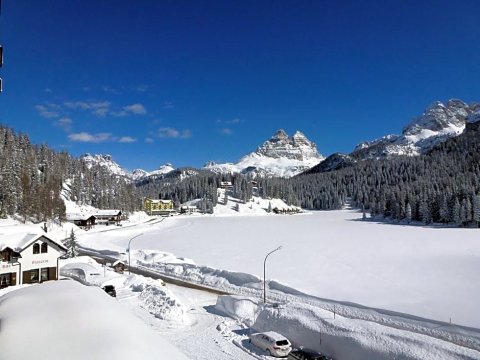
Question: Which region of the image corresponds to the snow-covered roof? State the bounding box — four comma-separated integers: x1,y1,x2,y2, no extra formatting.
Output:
66,213,95,221
0,233,67,252
146,199,173,204
112,260,124,266
92,210,122,216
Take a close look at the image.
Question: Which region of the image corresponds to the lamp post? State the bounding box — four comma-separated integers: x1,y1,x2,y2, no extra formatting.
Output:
127,233,143,274
263,245,282,303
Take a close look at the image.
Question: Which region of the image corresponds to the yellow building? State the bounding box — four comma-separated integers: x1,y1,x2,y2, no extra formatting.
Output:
144,198,174,216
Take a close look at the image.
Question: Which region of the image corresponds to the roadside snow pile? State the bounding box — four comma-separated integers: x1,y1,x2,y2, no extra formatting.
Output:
60,256,189,324
135,249,195,265
139,257,262,292
0,281,189,360
215,295,480,360
124,275,188,323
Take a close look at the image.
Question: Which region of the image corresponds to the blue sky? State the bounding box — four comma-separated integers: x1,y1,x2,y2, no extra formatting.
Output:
0,0,479,171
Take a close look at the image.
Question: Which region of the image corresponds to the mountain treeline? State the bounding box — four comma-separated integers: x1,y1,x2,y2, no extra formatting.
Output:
136,170,254,213
0,125,139,223
259,126,480,226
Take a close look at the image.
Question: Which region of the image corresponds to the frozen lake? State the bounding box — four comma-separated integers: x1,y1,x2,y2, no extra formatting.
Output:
81,210,480,328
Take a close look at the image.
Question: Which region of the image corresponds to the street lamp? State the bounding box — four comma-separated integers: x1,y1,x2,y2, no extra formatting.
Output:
127,233,143,274
263,245,282,303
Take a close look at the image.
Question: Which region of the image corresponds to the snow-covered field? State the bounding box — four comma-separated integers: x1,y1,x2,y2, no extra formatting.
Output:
2,207,480,359
78,209,480,329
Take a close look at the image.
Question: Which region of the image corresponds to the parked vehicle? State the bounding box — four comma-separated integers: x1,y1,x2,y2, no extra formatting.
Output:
102,284,116,297
249,331,292,357
287,348,333,360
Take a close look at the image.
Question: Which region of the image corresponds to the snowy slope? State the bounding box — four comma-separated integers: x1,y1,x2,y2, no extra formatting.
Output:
204,129,324,178
352,99,479,159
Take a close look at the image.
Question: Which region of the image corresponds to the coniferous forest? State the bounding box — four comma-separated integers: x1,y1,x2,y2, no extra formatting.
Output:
0,125,140,222
2,123,480,227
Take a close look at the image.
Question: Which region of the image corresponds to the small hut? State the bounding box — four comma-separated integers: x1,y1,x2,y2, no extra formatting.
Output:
112,260,125,274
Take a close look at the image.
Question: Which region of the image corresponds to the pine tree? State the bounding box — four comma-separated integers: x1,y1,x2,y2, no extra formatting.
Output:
405,202,412,223
472,194,480,226
452,197,460,225
66,229,78,258
439,195,449,224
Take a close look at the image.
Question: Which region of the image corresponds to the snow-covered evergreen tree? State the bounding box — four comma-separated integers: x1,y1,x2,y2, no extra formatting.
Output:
66,229,78,258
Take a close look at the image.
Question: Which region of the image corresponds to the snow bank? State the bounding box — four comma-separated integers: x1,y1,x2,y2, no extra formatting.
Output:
59,257,188,324
0,281,189,360
216,295,480,360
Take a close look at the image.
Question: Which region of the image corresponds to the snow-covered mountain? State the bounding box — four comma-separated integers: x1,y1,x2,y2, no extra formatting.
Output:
80,153,130,177
81,154,176,181
352,99,479,159
131,163,175,181
204,129,324,177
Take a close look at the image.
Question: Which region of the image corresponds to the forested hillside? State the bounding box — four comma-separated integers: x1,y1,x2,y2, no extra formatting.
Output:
259,124,480,225
0,125,140,223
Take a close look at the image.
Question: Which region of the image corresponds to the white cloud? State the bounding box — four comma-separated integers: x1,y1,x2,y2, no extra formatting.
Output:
35,104,61,118
102,86,120,94
136,85,149,92
145,137,154,143
118,136,137,143
125,103,147,115
68,132,111,143
55,117,73,132
64,101,111,117
163,101,174,109
112,103,147,117
157,127,191,139
219,128,233,135
226,118,241,125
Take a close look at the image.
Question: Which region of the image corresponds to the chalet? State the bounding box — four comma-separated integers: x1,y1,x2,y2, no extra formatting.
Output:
112,260,125,274
144,198,174,216
92,210,123,225
0,233,67,288
220,181,232,188
180,205,198,214
66,213,96,229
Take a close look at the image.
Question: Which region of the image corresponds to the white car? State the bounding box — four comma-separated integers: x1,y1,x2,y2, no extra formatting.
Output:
249,331,292,357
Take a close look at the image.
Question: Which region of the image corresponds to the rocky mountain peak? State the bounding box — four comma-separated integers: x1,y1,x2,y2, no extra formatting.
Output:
255,129,323,161
204,129,324,178
403,99,470,136
272,129,289,141
80,153,129,177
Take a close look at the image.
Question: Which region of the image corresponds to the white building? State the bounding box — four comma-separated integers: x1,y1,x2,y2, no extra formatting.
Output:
0,233,67,288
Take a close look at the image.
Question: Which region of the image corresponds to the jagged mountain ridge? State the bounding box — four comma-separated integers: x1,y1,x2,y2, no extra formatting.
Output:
81,154,131,178
204,129,324,177
307,99,480,174
81,154,176,181
353,99,479,159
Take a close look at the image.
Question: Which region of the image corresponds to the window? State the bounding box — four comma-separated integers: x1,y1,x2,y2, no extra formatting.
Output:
33,243,40,254
41,243,48,253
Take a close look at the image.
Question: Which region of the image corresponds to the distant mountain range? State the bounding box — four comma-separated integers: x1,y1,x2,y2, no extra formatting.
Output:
83,98,480,179
310,99,480,173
